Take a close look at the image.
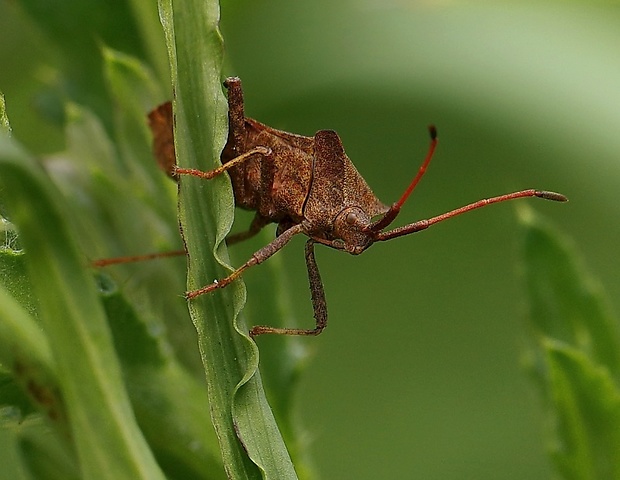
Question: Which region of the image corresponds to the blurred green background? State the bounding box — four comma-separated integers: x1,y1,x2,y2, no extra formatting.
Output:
2,0,619,478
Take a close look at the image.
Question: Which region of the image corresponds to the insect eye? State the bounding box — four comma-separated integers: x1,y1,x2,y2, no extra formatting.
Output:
345,212,358,225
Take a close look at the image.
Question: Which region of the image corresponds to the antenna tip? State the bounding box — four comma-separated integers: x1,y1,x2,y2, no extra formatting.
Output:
428,125,437,140
535,190,568,202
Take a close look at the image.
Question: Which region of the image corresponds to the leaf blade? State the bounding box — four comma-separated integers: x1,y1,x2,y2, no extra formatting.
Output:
0,136,165,480
545,341,620,480
520,209,620,480
157,0,298,477
521,209,620,381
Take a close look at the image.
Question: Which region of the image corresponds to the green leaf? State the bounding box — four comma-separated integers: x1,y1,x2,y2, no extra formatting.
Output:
102,47,167,190
0,136,165,480
0,370,36,419
0,250,60,425
544,341,620,480
125,0,170,87
18,427,80,480
243,235,312,476
0,232,223,478
97,273,227,480
1,414,73,480
158,0,297,477
99,49,199,373
18,0,149,128
46,60,197,374
0,92,11,134
0,288,58,422
520,209,620,479
520,208,620,383
0,248,35,318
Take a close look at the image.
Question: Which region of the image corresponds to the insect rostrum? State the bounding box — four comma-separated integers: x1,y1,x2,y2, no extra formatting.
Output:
136,77,567,337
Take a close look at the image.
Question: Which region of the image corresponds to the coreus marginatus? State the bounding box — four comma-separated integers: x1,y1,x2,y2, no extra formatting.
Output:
98,77,567,338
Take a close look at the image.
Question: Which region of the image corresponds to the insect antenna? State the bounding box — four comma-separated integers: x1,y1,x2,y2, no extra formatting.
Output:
367,125,438,233
375,189,567,242
366,125,567,242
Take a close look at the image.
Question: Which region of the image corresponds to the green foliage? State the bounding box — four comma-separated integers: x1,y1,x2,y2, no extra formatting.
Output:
521,210,620,479
0,0,302,478
0,129,166,479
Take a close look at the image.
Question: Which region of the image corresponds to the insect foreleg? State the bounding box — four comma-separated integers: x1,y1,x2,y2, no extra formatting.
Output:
185,222,304,299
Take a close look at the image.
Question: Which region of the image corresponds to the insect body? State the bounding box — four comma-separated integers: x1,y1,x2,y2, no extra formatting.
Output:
144,77,567,337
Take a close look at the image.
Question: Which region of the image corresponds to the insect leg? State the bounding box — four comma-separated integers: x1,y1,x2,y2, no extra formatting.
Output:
226,213,270,245
249,239,327,337
174,146,271,179
92,249,186,267
186,223,304,299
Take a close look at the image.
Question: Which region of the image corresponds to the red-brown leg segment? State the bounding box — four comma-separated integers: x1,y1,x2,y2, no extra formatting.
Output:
250,239,328,337
226,213,271,246
92,249,186,267
185,223,305,300
174,146,271,180
93,147,272,268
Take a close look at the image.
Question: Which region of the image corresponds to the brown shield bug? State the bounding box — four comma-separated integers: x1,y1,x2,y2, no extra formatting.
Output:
97,77,567,338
